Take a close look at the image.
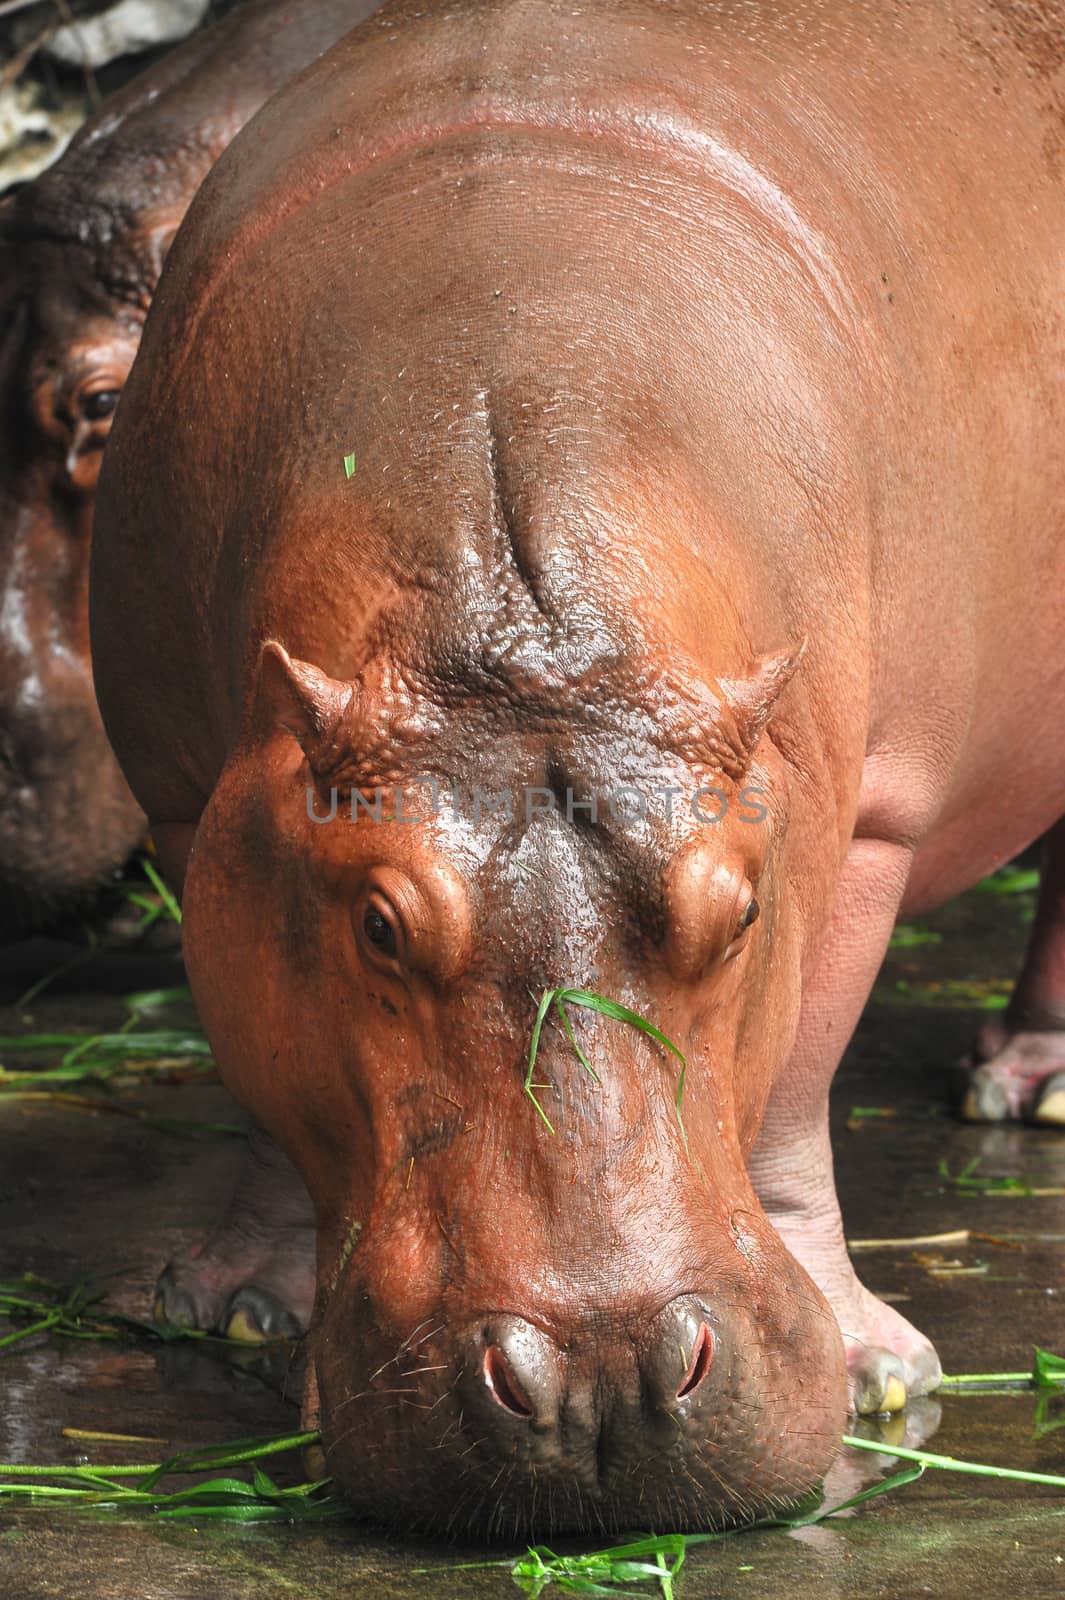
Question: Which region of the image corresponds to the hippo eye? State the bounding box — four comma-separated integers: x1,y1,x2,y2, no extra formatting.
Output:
727,896,759,951
81,389,120,421
363,907,398,957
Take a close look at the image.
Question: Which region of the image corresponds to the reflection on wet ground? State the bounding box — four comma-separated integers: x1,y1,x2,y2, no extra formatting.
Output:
0,874,1063,1598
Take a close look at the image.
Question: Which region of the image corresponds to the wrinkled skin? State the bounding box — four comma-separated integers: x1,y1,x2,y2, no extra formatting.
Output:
0,0,383,936
91,0,1065,1538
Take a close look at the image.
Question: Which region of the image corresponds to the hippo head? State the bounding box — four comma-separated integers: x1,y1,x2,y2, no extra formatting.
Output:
182,604,847,1536
0,189,152,933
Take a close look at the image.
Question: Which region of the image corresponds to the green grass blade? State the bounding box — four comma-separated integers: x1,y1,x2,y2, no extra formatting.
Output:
554,997,600,1083
843,1432,1065,1487
976,867,1040,896
1034,1346,1065,1388
938,1374,1033,1390
888,924,942,948
0,1031,212,1062
0,1313,62,1350
785,1462,924,1524
556,991,686,1063
538,988,689,1147
0,1034,103,1052
140,858,182,924
135,1429,321,1490
937,1346,1065,1391
0,1429,338,1521
525,989,558,1133
123,987,195,1014
0,1271,258,1351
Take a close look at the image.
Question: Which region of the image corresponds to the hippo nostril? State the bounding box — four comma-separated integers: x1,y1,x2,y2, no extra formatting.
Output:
465,1317,561,1429
484,1343,534,1417
677,1320,714,1399
642,1298,720,1417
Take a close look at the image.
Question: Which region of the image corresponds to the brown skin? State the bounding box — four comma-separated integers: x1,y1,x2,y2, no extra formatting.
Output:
91,0,1065,1535
0,0,385,936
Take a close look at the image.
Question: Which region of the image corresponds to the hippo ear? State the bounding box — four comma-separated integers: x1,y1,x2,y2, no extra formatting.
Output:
256,641,353,750
718,638,807,757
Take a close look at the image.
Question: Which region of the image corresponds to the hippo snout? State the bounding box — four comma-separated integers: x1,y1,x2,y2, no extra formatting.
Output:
0,693,144,935
464,1299,714,1444
444,1300,728,1505
315,1276,846,1537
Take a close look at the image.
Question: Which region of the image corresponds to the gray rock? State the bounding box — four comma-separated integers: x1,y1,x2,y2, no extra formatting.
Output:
44,0,209,70
0,77,87,189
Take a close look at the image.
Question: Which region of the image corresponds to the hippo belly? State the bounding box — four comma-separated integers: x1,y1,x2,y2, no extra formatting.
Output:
90,0,1065,1535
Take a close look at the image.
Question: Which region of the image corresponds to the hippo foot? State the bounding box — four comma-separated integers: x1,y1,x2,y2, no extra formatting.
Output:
766,1205,942,1416
154,1260,311,1342
153,1127,316,1342
839,1284,943,1416
961,1017,1065,1123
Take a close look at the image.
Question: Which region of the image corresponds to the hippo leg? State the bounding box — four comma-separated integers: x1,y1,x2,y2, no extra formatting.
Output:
145,822,315,1340
154,1124,316,1342
962,818,1065,1125
750,837,942,1415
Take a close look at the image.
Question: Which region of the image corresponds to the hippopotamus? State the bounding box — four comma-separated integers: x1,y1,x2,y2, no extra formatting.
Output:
0,0,384,936
90,0,1065,1537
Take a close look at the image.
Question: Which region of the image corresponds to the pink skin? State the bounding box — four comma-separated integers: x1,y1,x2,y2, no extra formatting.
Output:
962,818,1065,1124
751,837,942,1412
90,0,1065,1535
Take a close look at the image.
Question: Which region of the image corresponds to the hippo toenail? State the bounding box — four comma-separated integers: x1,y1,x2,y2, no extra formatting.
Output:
1033,1074,1065,1125
880,1374,907,1414
226,1307,269,1344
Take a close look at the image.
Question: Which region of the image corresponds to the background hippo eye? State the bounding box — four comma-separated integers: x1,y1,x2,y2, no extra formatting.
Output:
363,906,397,956
738,897,760,934
82,390,120,421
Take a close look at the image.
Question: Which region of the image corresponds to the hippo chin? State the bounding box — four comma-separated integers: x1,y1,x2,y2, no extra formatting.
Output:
91,0,1065,1537
0,0,385,936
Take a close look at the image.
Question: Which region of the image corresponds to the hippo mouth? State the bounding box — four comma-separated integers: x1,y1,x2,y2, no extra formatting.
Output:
311,1275,847,1538
0,724,145,938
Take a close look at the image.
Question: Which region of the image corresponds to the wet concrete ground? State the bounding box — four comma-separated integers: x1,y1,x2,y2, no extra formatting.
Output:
1,874,1064,1598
